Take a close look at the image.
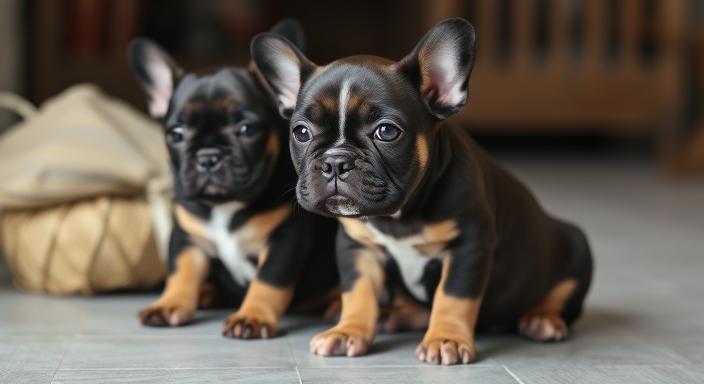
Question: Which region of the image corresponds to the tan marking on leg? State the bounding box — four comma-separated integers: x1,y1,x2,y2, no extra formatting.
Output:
139,247,209,326
310,249,384,357
239,206,291,255
518,279,577,342
414,220,460,257
222,278,294,339
174,205,216,254
417,254,481,365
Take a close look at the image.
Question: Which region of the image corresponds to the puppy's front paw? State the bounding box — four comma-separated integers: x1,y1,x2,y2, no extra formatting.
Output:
222,310,277,339
416,335,475,365
518,312,568,342
310,327,371,357
138,301,194,327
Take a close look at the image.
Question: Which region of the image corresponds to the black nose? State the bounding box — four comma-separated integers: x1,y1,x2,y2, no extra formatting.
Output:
322,155,355,178
196,148,223,172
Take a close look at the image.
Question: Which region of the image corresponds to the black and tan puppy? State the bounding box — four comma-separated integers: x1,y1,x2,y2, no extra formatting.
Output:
128,20,338,339
252,18,593,363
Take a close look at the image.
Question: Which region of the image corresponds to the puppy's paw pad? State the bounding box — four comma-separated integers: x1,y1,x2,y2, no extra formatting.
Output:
518,313,568,342
309,330,370,357
416,338,475,365
222,312,276,339
138,304,193,327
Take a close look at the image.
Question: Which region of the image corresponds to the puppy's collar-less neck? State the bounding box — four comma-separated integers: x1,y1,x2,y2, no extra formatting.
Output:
396,123,454,218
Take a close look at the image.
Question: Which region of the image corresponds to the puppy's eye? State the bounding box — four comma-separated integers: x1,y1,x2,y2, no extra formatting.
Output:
374,124,401,141
237,125,258,138
167,127,184,143
292,125,312,143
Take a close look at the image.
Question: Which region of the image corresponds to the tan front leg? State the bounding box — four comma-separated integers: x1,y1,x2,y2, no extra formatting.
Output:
310,249,384,357
222,246,294,339
416,255,482,365
222,277,293,339
139,247,209,326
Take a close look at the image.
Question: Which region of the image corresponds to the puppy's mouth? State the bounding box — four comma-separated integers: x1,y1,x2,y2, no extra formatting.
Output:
323,194,362,217
201,182,229,196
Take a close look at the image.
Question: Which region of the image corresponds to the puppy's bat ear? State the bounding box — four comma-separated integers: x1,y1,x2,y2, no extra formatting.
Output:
251,32,315,119
398,18,476,119
269,19,305,53
127,38,184,120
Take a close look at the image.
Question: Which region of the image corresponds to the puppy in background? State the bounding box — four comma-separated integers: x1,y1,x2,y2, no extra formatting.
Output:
128,20,338,339
252,18,593,363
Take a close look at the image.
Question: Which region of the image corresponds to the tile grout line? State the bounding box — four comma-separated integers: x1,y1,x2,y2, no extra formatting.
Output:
295,366,303,384
502,365,526,384
50,332,76,383
286,334,303,383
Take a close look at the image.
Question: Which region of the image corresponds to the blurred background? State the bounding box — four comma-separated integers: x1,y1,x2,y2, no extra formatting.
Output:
1,0,704,174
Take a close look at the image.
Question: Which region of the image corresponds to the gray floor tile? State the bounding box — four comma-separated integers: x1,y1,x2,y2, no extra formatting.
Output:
0,336,71,370
51,368,299,384
59,337,294,369
487,332,688,367
299,366,516,383
504,364,703,384
0,370,55,384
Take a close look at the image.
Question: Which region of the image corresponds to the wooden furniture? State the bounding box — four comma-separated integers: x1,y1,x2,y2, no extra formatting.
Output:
426,0,697,171
669,23,704,174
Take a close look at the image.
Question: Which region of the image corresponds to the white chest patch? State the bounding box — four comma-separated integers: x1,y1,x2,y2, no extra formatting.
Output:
366,223,433,302
204,202,257,286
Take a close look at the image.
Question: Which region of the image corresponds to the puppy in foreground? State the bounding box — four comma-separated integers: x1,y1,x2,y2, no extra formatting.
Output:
252,18,593,364
128,20,338,338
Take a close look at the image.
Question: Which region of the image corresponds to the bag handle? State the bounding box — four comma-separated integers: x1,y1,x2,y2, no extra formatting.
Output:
0,92,38,121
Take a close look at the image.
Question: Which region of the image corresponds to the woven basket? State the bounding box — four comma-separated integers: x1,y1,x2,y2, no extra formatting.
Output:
0,85,172,295
1,196,166,295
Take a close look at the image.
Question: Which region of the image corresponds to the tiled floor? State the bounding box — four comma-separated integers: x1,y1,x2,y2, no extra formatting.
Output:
1,155,703,383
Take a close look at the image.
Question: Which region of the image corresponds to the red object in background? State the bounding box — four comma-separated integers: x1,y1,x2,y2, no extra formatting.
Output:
108,0,142,57
217,0,277,39
67,0,110,57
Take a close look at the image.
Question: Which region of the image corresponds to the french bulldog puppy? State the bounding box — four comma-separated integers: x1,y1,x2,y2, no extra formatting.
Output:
128,20,338,339
251,18,593,363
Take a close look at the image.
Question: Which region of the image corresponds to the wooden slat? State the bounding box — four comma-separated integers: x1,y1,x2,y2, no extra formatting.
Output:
655,0,686,64
475,0,499,65
620,0,641,70
583,0,608,70
423,0,465,31
513,0,537,66
547,0,570,68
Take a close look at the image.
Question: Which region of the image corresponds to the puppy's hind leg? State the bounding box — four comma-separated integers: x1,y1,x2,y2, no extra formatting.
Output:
379,293,431,333
518,221,593,342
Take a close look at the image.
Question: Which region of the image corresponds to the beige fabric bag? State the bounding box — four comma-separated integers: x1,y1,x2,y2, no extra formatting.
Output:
0,84,172,294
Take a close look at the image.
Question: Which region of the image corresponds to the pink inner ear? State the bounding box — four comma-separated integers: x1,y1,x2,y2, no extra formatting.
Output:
144,48,176,119
148,96,169,118
422,64,449,104
419,39,465,108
